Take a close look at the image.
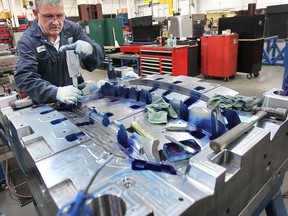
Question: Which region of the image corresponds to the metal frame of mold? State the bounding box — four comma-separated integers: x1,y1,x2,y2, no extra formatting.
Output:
1,75,288,216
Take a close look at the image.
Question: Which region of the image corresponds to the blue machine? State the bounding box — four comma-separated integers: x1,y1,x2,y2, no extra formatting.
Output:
0,165,4,183
262,36,286,66
263,36,288,95
282,39,288,95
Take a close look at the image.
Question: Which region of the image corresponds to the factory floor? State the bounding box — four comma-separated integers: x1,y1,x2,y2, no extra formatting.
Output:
0,64,287,216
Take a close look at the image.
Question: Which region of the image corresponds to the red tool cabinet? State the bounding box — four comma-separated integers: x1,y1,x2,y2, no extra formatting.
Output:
200,34,239,80
140,45,189,76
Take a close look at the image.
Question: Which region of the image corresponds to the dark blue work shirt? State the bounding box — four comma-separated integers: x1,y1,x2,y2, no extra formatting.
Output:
15,19,105,104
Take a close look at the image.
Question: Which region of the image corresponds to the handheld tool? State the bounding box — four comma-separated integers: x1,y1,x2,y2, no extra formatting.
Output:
165,119,197,132
66,50,80,88
165,135,196,154
131,121,160,161
210,107,288,153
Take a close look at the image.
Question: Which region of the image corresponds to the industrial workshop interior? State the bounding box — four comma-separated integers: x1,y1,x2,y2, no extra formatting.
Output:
1,0,288,215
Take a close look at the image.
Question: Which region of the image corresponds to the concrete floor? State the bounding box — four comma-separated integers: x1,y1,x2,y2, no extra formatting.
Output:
0,64,287,215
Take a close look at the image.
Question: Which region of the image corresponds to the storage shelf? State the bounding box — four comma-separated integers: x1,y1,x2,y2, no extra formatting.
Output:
116,13,129,29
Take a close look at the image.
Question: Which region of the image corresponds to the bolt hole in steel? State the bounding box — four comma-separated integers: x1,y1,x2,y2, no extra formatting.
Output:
173,80,182,84
263,154,267,160
62,129,69,134
225,208,230,215
105,112,114,117
194,86,205,91
266,161,271,171
273,90,285,96
9,129,12,137
89,195,126,216
278,171,281,177
110,99,119,102
121,178,136,189
178,197,184,202
130,105,141,109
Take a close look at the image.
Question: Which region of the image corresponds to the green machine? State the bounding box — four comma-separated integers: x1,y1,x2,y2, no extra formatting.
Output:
80,18,124,46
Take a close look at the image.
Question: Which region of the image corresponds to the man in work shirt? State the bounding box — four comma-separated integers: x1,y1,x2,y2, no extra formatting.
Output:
15,0,105,105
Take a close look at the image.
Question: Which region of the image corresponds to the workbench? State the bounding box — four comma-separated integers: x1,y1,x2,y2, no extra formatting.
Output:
107,52,140,75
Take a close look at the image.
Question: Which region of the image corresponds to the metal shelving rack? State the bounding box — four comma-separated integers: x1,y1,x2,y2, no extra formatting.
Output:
17,15,29,32
116,13,129,30
0,19,12,47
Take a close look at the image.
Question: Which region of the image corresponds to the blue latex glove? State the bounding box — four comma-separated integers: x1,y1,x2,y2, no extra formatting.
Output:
56,85,83,105
59,40,93,59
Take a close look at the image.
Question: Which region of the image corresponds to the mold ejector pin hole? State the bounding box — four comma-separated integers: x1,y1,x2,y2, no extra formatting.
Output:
121,178,136,189
225,208,230,215
266,161,271,171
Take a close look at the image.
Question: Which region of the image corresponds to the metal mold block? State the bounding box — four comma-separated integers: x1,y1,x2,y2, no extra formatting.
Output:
2,79,288,216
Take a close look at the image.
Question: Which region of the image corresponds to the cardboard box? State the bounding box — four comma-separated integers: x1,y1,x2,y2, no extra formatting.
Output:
117,8,127,14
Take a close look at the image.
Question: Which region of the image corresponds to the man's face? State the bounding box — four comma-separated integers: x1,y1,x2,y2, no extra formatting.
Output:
33,3,65,39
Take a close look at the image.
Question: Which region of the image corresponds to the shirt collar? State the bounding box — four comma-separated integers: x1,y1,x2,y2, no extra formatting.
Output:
37,21,61,50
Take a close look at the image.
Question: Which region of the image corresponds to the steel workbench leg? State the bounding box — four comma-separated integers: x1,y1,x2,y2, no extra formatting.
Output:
107,56,112,69
136,58,140,75
265,190,288,216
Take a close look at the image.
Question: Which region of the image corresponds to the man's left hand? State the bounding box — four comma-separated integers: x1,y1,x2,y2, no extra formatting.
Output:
59,40,93,59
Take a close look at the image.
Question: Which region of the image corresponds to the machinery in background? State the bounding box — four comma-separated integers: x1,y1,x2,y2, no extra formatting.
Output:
128,14,205,44
0,43,18,90
80,18,124,47
281,39,288,95
78,3,103,21
200,33,239,81
0,12,13,48
130,15,160,43
168,14,205,39
1,75,288,215
218,15,266,79
265,4,288,39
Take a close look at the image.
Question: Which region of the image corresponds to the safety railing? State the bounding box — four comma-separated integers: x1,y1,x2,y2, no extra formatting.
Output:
262,35,287,66
282,39,288,94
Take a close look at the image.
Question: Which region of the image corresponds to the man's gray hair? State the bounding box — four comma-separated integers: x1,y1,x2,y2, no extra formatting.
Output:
35,0,63,11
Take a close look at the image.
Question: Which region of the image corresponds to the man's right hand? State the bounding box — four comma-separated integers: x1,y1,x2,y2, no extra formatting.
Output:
56,86,83,105
59,40,93,59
